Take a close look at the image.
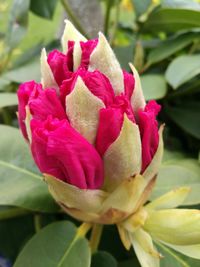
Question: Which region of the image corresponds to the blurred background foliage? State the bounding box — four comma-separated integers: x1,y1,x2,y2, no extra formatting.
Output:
0,0,200,266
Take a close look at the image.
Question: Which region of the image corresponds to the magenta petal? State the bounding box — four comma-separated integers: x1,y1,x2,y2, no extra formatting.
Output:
138,100,161,172
96,107,124,156
77,69,115,106
28,87,66,121
47,49,73,86
31,117,104,189
80,39,98,68
17,81,42,139
123,70,135,100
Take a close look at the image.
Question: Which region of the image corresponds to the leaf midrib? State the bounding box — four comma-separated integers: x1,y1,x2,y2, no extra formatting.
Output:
0,159,42,180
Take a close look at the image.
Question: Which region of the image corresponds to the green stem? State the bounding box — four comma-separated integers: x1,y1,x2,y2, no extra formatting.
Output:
34,214,43,233
60,0,89,38
110,0,120,46
0,207,29,220
104,0,113,37
90,224,103,253
156,241,190,267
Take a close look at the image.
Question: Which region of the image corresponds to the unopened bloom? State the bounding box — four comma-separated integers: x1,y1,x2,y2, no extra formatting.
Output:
18,21,163,225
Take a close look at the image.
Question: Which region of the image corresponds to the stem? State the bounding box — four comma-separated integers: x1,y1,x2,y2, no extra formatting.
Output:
34,214,43,233
90,224,103,253
110,0,120,46
60,0,89,38
0,207,29,220
104,0,113,36
76,222,92,239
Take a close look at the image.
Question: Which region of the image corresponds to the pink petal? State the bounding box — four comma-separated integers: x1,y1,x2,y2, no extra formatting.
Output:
28,87,66,121
31,117,104,189
77,68,115,107
138,100,161,172
47,43,74,86
17,81,42,139
80,39,98,68
123,70,135,100
96,107,124,156
96,94,135,156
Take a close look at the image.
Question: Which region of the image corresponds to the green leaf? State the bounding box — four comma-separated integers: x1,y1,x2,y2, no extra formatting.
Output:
0,125,58,212
150,155,200,205
30,0,58,19
147,32,198,65
165,102,200,139
0,77,11,91
161,0,200,10
14,221,91,267
157,243,189,267
6,0,30,49
91,251,117,267
142,8,200,33
132,0,151,17
140,74,167,100
165,55,200,89
4,58,40,83
0,93,18,108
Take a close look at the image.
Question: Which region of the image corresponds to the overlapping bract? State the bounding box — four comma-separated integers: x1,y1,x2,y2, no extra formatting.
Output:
17,20,162,194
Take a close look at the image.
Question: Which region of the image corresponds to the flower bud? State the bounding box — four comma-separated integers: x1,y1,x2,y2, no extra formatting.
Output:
17,20,163,224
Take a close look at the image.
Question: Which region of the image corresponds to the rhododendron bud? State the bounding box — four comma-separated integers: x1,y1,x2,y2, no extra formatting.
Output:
17,20,163,224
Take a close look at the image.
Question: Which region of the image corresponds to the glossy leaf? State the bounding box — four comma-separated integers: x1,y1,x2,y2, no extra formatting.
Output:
91,251,117,267
141,74,167,100
142,8,200,33
165,102,200,139
147,32,198,65
165,55,200,89
0,93,18,108
30,0,58,19
0,125,58,212
14,221,91,267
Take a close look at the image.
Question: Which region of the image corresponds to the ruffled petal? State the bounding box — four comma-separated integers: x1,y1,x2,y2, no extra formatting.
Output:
123,70,135,100
138,100,161,172
31,117,104,189
77,68,115,107
28,87,66,121
80,39,98,68
47,47,73,86
17,81,42,139
96,107,124,156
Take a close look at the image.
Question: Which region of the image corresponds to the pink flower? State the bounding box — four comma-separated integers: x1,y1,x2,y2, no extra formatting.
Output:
17,20,162,192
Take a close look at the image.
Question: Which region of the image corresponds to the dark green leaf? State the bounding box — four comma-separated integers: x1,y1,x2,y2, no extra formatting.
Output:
165,102,200,139
141,74,167,100
91,251,117,267
147,32,198,65
142,8,200,33
6,0,30,49
14,221,91,267
0,213,34,262
0,93,18,108
165,54,200,89
30,0,58,19
0,125,58,212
